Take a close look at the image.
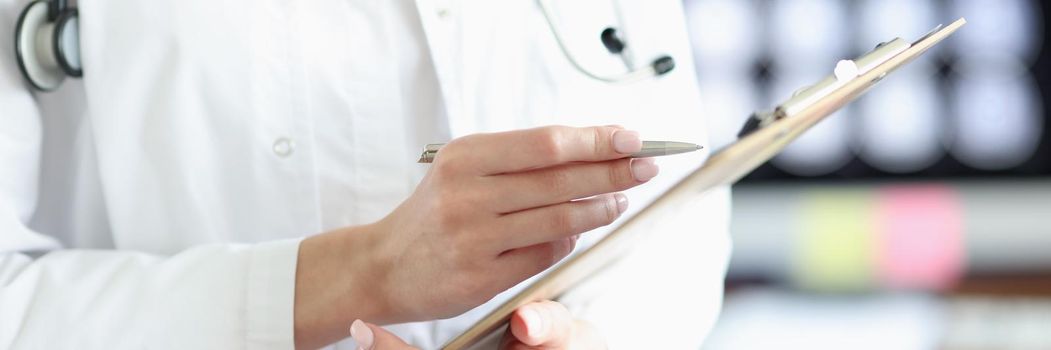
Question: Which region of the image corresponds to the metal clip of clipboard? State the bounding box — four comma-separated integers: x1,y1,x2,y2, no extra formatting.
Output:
441,18,967,350
736,25,945,138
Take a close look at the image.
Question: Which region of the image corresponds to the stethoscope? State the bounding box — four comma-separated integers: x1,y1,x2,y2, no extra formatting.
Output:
15,0,81,91
14,0,673,92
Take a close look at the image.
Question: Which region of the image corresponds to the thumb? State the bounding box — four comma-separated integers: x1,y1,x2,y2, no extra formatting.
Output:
350,319,419,350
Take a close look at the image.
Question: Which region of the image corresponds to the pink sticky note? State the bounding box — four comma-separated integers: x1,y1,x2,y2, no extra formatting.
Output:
874,185,965,290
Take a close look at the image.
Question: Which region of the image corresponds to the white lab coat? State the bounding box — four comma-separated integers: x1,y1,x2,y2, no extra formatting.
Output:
0,0,730,349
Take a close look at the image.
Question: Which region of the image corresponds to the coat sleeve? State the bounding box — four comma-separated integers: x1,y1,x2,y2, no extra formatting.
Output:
0,1,301,349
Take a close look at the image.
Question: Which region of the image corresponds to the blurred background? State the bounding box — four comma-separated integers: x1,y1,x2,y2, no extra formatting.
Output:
681,0,1051,349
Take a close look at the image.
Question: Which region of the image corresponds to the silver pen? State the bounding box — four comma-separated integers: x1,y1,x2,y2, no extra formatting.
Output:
417,141,703,163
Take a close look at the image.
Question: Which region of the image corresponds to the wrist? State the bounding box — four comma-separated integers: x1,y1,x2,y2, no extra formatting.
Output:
293,223,392,348
342,221,397,324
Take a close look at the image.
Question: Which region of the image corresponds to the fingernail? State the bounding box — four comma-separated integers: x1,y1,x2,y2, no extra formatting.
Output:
521,307,546,338
612,130,642,154
350,319,374,350
614,193,629,214
631,158,659,182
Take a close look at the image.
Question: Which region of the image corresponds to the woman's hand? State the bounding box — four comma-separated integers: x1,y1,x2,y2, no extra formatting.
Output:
294,126,658,348
370,126,658,322
350,300,607,350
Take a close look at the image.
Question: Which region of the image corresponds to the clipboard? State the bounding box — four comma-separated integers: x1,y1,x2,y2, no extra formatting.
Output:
442,18,967,350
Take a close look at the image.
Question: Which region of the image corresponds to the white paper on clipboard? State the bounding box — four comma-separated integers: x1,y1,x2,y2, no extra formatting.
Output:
442,18,967,350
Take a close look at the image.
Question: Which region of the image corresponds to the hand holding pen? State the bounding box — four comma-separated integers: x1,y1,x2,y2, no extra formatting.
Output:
354,126,680,325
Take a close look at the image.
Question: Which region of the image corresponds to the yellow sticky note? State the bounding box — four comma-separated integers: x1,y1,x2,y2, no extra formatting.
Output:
793,190,875,292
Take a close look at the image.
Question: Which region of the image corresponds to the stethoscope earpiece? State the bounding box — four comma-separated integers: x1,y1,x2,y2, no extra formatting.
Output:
602,28,677,78
600,27,627,54
15,0,81,91
652,55,675,75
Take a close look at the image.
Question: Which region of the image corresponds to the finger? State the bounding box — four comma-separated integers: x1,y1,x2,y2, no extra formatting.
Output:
509,301,575,348
498,237,577,285
496,193,626,251
488,158,658,213
350,319,419,350
501,317,607,350
449,125,642,175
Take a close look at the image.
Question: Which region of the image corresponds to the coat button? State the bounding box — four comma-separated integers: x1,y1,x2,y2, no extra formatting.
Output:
436,8,451,19
272,138,295,158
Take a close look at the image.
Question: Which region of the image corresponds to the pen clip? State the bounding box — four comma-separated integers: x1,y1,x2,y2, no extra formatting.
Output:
418,144,443,163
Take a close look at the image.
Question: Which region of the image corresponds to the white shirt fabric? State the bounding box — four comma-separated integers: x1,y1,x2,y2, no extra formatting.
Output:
0,0,730,349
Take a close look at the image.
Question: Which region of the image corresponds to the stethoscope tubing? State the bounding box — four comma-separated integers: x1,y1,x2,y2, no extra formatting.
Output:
536,0,660,83
17,0,672,91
